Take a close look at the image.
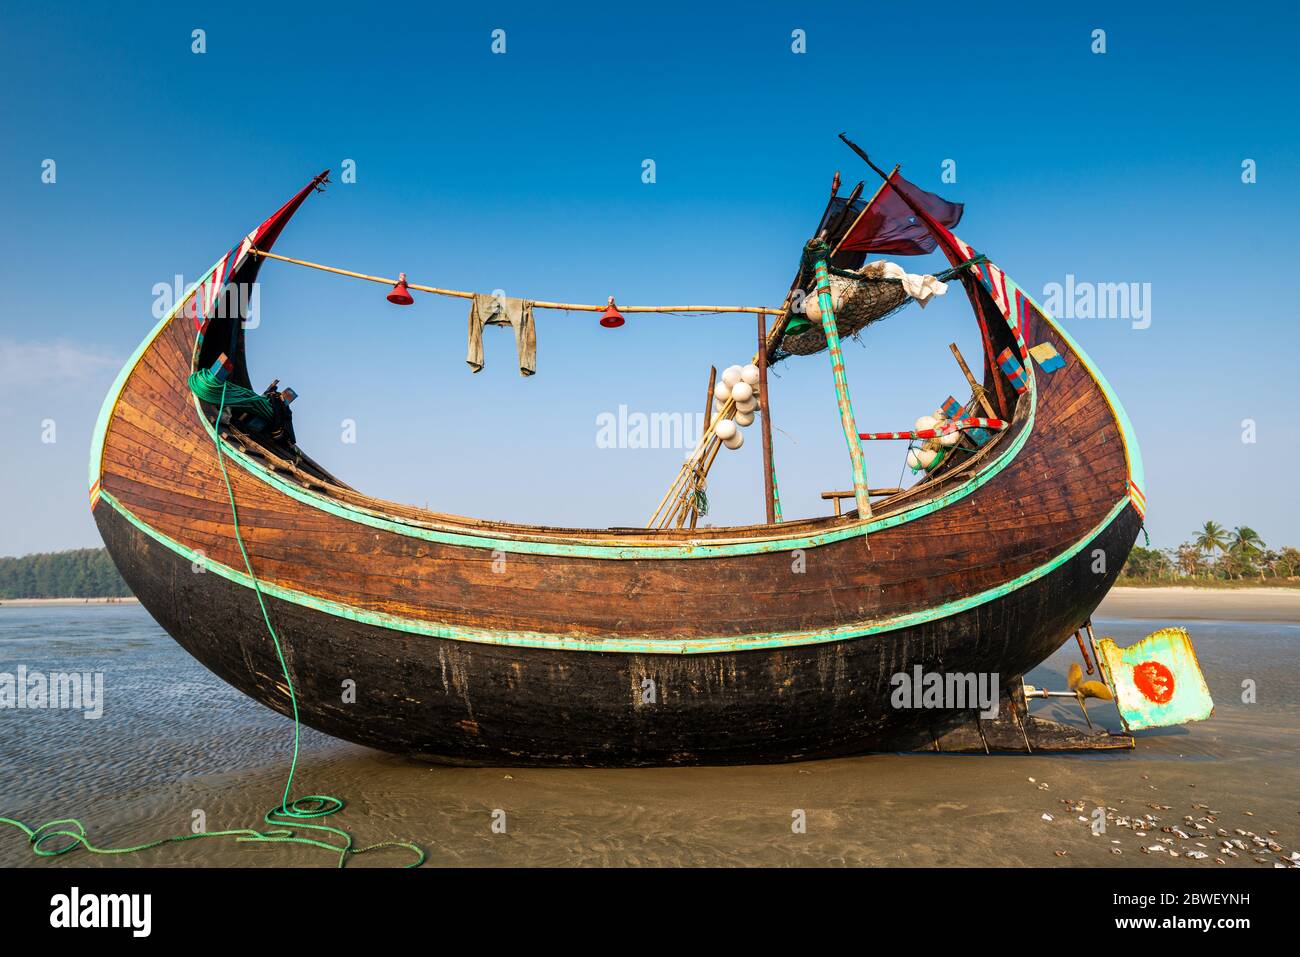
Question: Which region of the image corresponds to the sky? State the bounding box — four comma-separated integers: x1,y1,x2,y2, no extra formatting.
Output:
1,1,1297,557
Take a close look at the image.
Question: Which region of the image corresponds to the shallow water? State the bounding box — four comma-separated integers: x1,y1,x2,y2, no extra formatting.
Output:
1,605,1296,867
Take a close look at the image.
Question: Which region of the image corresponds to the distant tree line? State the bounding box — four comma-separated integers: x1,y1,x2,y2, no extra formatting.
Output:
1120,522,1300,584
0,548,131,599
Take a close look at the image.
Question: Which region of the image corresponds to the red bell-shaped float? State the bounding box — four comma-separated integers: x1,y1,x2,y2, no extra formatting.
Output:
599,296,625,329
387,272,414,306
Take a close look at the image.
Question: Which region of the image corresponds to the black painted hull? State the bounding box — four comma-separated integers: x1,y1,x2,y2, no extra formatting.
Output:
97,502,1141,767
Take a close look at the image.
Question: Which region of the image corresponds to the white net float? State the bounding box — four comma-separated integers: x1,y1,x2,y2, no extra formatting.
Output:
730,382,753,403
734,410,755,426
713,382,731,403
721,365,743,388
722,430,744,450
741,364,760,387
802,286,847,324
714,419,738,441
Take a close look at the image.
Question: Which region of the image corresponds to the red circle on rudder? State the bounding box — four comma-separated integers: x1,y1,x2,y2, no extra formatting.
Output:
1132,660,1175,704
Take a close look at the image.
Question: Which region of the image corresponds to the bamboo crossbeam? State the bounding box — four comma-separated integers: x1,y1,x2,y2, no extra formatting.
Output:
249,249,782,316
821,487,904,515
820,489,905,499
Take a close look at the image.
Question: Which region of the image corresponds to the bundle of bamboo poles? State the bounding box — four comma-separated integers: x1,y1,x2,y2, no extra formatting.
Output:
648,393,741,529
647,302,794,530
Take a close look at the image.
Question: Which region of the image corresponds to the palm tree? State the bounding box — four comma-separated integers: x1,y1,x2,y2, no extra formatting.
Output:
1230,525,1265,557
1230,526,1266,579
1193,521,1228,579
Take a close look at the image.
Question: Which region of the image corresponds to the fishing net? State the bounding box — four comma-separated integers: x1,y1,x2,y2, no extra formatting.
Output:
776,261,912,359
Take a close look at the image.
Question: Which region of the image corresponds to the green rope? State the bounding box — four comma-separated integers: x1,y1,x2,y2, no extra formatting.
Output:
187,367,274,419
692,488,709,517
2,381,424,868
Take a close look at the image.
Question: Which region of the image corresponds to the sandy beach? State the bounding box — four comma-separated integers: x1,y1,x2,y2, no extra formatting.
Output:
1098,587,1300,623
2,602,1298,868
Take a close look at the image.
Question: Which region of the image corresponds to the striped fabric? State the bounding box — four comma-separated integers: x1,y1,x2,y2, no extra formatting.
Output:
997,347,1029,395
940,395,964,420
860,417,1008,441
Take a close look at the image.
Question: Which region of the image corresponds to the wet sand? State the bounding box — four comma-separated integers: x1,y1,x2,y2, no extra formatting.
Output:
0,597,138,607
2,603,1297,868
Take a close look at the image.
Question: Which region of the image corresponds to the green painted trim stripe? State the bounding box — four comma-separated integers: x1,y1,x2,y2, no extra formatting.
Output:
97,488,1132,655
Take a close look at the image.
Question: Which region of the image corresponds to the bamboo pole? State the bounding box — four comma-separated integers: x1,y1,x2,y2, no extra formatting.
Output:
809,242,871,518
948,342,997,418
690,366,718,529
757,315,776,524
829,165,899,258
702,366,718,430
820,181,863,243
249,249,782,316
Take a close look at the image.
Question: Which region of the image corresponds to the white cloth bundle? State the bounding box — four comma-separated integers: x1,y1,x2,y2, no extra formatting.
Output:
879,262,947,307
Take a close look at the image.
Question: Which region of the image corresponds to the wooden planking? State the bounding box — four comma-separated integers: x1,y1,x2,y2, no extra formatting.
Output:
97,496,1143,763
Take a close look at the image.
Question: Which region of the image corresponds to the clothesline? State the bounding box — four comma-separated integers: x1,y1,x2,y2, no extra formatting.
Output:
248,249,784,316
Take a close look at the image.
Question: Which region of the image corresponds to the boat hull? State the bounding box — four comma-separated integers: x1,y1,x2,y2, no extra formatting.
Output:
90,174,1147,766
97,500,1141,766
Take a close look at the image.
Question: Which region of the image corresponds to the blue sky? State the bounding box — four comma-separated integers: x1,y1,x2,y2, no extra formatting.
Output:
1,1,1297,557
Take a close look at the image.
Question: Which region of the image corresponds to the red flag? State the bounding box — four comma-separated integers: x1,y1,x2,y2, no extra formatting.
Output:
836,171,963,256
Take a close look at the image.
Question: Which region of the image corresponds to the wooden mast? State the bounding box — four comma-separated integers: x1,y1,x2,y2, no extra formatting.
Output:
808,239,872,518
757,316,777,523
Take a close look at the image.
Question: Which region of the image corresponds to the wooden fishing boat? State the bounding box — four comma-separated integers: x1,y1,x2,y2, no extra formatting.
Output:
90,150,1149,766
